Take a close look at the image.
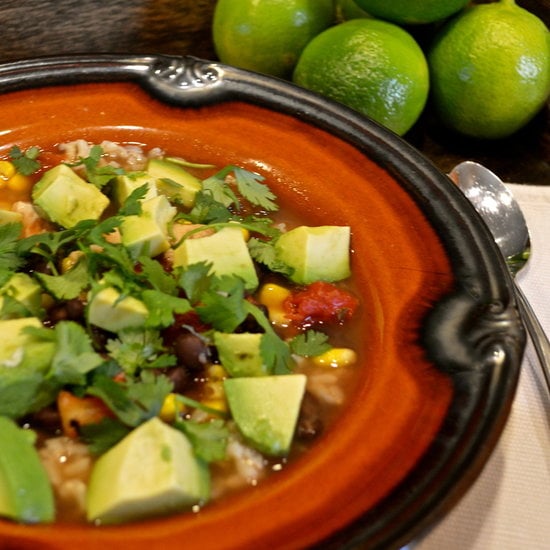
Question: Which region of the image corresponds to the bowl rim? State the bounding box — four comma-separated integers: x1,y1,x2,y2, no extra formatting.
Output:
0,53,526,549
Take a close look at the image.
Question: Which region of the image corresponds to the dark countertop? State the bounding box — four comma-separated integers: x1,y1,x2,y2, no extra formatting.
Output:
1,0,548,184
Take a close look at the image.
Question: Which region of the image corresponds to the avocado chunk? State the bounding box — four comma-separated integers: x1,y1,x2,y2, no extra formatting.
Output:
86,416,210,524
0,317,54,370
88,287,149,333
214,332,267,377
0,272,43,318
173,226,259,291
0,318,57,418
146,158,201,209
224,374,307,456
32,164,110,228
275,225,351,284
113,172,158,207
0,416,55,523
120,195,177,258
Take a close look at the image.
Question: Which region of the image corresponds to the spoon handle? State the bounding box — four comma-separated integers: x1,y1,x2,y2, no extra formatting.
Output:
514,283,550,393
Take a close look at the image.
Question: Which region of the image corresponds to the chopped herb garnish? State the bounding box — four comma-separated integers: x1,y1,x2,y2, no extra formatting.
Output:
9,145,41,175
289,330,332,357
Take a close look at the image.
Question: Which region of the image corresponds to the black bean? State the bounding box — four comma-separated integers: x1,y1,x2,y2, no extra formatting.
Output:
26,405,61,433
164,366,191,394
48,298,85,324
173,331,211,371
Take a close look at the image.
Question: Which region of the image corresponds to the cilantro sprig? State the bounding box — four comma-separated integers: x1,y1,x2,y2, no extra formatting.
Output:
66,144,125,188
8,145,41,175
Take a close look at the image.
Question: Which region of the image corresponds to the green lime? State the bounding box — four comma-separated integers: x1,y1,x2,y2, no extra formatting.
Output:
428,0,550,139
212,0,334,79
353,0,470,25
292,19,429,136
335,0,372,22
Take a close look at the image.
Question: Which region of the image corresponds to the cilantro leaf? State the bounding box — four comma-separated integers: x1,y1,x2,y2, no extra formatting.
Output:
289,330,331,357
37,321,104,385
0,293,34,320
247,237,294,276
16,223,89,272
0,223,23,272
177,262,213,304
34,257,89,300
202,168,239,208
106,329,176,375
117,184,147,216
174,418,229,462
244,301,294,374
79,417,131,456
195,275,248,332
88,371,172,428
9,145,41,175
138,256,177,295
141,289,192,329
232,166,278,211
184,190,235,224
68,144,125,188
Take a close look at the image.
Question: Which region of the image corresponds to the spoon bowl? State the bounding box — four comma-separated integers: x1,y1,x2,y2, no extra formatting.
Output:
450,160,550,393
450,161,530,265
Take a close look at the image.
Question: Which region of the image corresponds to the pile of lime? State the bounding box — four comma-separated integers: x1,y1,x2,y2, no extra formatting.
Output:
212,0,550,139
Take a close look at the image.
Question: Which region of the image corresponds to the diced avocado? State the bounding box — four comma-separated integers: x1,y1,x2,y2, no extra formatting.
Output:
120,195,177,258
32,164,109,228
275,226,351,284
173,226,259,290
147,158,201,208
86,416,209,524
0,272,43,317
114,172,158,206
0,209,23,225
88,287,149,333
0,416,55,523
214,332,267,377
0,318,54,370
0,318,56,418
224,374,307,456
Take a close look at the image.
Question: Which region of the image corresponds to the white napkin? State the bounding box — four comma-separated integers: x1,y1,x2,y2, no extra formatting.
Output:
411,184,550,550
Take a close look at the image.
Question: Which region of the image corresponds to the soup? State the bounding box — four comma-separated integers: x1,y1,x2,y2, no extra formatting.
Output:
0,140,362,525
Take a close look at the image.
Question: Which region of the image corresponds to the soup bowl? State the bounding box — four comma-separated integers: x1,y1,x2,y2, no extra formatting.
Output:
0,54,525,549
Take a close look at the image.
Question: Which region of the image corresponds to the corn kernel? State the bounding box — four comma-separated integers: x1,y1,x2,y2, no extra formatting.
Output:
8,173,32,193
60,251,85,273
159,393,186,422
313,348,358,368
207,364,227,381
258,283,291,325
0,160,16,180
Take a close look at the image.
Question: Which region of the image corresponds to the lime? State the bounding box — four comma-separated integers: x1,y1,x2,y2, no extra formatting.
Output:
212,0,334,79
428,0,550,139
335,0,371,22
292,19,429,136
353,0,470,25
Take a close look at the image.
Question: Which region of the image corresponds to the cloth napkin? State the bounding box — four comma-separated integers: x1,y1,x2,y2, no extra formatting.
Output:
410,184,550,550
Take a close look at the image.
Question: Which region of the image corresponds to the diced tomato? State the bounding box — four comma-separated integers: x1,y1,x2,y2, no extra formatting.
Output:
283,281,359,326
57,391,114,438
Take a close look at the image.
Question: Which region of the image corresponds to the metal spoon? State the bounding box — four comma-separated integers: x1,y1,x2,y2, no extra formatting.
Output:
450,160,550,393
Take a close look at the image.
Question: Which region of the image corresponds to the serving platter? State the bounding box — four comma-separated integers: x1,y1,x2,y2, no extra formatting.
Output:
0,54,525,549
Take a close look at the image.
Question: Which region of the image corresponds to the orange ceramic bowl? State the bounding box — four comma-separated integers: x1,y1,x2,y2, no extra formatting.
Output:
0,55,524,549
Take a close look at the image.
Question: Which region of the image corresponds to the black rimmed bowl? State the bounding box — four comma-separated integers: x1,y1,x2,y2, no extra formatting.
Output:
0,54,525,549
